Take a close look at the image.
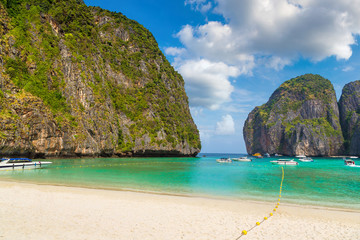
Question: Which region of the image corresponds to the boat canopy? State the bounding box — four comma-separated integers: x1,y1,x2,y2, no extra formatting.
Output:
7,158,32,163
345,160,355,163
9,158,31,161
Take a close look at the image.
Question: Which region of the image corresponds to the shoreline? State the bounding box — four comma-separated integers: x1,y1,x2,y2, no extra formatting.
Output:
2,154,356,160
1,180,359,240
1,178,359,212
0,153,201,160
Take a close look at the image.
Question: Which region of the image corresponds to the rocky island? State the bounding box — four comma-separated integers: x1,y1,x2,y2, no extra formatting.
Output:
0,0,201,158
339,80,360,156
243,74,344,157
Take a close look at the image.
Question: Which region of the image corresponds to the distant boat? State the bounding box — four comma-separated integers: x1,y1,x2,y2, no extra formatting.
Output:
216,158,232,163
270,159,298,165
264,153,270,158
349,156,358,159
344,159,356,167
296,155,306,158
232,157,252,162
298,157,314,162
0,158,52,170
344,159,360,167
274,153,282,157
252,153,263,158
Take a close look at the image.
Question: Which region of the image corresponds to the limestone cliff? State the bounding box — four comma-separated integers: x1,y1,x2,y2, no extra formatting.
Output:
338,81,360,155
243,74,343,156
0,0,201,157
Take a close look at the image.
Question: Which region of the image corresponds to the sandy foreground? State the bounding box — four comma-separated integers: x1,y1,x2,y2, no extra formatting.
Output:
0,181,359,240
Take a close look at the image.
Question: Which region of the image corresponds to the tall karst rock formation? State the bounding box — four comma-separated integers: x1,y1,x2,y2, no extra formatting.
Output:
243,74,344,157
338,81,360,155
0,0,201,157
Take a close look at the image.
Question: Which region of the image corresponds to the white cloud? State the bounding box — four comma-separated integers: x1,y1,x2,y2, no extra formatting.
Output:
177,0,360,63
179,59,238,110
176,22,255,74
342,66,354,72
164,47,186,56
264,56,292,71
185,0,213,13
213,0,360,61
166,0,360,110
190,107,204,117
215,114,235,135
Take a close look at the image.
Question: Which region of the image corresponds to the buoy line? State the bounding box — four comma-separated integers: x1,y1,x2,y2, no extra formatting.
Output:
236,167,284,239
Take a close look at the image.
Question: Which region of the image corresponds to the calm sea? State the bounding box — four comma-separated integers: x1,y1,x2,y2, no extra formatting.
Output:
1,153,359,210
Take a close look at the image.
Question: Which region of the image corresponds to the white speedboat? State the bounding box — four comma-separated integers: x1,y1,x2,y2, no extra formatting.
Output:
344,159,360,167
232,157,252,162
349,156,359,159
298,157,314,162
0,158,52,170
270,159,298,165
216,158,232,163
295,155,306,158
345,159,355,166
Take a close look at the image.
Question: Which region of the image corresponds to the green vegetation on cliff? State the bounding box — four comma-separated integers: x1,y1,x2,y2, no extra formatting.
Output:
0,0,200,157
243,74,343,156
338,80,360,155
257,74,334,122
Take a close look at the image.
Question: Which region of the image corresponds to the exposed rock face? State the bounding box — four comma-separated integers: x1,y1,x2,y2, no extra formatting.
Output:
243,74,343,157
338,81,360,155
0,1,201,158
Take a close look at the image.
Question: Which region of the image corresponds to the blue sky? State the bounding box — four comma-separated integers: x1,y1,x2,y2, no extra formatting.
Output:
85,0,360,154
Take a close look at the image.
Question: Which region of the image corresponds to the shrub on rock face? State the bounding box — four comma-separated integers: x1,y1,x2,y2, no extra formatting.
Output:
243,74,343,157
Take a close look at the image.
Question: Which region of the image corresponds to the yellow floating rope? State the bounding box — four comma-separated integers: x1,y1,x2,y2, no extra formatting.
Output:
236,166,285,239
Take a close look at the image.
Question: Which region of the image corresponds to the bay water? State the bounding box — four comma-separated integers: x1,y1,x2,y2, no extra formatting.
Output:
0,153,359,210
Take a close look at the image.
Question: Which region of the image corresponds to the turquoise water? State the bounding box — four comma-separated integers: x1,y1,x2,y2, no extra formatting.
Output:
0,154,359,210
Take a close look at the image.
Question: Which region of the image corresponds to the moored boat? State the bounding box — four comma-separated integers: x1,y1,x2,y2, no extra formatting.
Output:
232,157,252,162
252,153,263,158
270,159,298,165
344,159,360,167
298,157,314,162
216,158,232,163
0,158,52,170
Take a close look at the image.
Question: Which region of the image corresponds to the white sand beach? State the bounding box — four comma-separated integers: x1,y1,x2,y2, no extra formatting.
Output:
0,180,359,240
